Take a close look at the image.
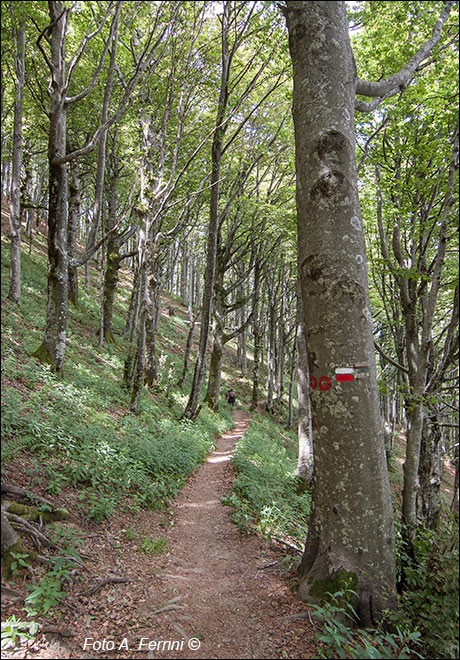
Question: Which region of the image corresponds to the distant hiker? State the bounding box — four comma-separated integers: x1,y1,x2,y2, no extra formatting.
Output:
226,389,236,408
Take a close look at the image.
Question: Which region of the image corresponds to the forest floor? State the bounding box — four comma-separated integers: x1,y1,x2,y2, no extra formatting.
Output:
2,407,319,660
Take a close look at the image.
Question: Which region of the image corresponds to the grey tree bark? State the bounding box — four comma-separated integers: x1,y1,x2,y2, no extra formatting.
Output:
285,0,396,624
295,282,313,486
265,291,278,415
250,255,262,412
67,157,81,307
32,1,70,371
7,20,25,305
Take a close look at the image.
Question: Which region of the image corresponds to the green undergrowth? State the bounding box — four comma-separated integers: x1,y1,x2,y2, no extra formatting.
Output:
311,590,424,659
1,343,233,521
1,233,233,523
390,519,459,659
223,412,310,549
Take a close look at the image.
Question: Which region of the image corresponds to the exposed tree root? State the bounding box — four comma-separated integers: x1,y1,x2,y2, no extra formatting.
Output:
6,512,62,551
79,574,129,597
1,583,23,601
1,491,69,579
40,624,74,637
4,499,69,522
1,483,56,508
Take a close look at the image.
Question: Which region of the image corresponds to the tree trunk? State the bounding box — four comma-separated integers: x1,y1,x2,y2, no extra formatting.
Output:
178,313,197,390
67,158,81,307
123,265,140,339
417,416,442,529
130,260,147,412
102,241,121,343
250,258,262,411
182,2,231,420
276,281,286,400
238,325,248,377
180,242,189,307
402,384,425,535
285,1,396,624
266,300,276,414
295,285,313,486
145,254,161,388
287,337,296,430
204,261,225,410
7,21,25,304
33,2,70,372
204,333,224,411
450,441,459,518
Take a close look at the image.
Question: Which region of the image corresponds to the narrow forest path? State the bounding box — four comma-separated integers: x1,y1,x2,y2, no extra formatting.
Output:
147,408,316,659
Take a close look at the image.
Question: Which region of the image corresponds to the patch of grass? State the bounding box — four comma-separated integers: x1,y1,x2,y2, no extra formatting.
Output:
139,534,168,555
122,525,137,541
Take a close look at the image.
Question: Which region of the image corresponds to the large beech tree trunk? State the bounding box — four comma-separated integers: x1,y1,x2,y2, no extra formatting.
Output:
7,21,25,304
33,2,69,371
285,1,396,624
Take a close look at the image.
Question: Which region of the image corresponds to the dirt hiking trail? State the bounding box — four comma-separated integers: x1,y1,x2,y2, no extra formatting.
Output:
147,408,316,659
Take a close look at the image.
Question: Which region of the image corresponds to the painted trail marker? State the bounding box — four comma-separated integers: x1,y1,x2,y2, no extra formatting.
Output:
311,366,370,389
335,365,370,382
335,367,355,382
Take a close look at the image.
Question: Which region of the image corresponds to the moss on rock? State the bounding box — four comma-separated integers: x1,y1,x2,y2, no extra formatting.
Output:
6,501,69,522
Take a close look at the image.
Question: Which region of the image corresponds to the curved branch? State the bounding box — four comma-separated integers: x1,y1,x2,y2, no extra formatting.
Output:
355,1,454,113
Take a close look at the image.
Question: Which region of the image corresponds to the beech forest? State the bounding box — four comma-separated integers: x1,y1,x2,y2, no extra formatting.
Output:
1,2,458,659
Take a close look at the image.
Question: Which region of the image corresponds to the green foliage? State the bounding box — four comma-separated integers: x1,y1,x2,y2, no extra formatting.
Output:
24,559,73,616
311,591,424,659
78,489,118,523
7,553,30,581
223,413,310,546
1,231,233,526
390,520,459,659
1,615,39,651
122,525,137,541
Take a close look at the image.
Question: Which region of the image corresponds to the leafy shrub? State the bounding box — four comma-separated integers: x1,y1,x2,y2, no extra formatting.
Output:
1,616,39,650
311,590,424,659
24,558,73,616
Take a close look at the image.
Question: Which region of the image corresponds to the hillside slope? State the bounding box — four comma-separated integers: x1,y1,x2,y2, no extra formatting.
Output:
1,221,317,658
